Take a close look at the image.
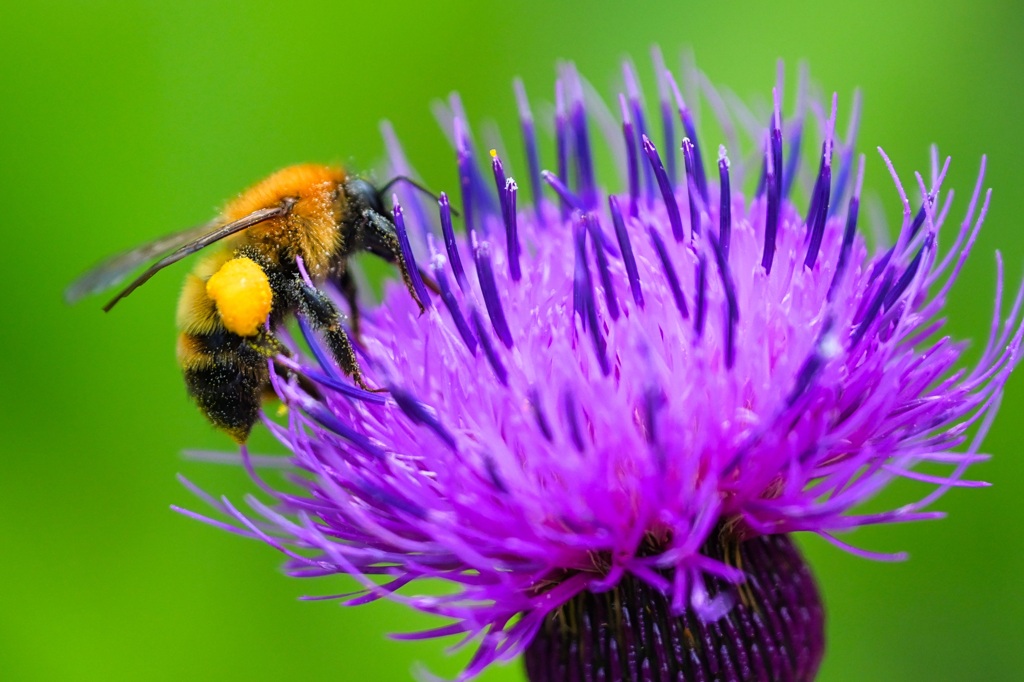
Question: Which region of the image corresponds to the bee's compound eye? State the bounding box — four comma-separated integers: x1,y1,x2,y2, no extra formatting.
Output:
205,257,273,337
346,178,385,214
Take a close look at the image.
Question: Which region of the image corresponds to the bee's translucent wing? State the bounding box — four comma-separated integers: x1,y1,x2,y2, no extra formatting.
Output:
65,220,221,304
66,201,293,311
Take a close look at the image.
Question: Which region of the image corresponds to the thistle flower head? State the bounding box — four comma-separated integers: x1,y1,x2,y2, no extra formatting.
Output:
181,56,1024,681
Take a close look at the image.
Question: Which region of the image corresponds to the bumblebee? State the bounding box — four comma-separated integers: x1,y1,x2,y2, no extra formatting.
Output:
67,164,430,442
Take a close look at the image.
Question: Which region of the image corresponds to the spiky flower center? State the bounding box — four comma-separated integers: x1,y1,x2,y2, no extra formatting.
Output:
179,54,1024,682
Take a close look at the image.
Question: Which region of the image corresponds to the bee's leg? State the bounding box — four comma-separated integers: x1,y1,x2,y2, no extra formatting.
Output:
269,356,323,402
419,269,443,296
336,268,362,341
361,209,427,313
243,330,321,398
243,328,285,357
292,279,370,389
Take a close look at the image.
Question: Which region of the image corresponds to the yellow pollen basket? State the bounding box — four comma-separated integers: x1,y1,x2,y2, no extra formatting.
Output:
205,257,273,337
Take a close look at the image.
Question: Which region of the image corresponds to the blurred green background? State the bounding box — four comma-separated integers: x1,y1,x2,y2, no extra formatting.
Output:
2,1,1022,680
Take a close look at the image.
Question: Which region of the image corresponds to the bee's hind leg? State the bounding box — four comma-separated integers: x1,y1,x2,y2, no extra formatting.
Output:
244,328,286,358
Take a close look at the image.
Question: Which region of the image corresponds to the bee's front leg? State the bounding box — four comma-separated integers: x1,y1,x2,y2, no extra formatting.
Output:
361,209,427,314
334,267,363,342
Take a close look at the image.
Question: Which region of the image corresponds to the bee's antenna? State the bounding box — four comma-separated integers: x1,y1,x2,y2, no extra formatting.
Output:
380,176,461,217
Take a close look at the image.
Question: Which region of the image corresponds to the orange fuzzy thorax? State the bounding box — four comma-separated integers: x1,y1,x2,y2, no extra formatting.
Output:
205,257,273,337
222,164,346,221
222,164,347,279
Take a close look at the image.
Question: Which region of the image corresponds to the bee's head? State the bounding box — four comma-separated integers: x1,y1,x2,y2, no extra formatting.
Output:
344,178,387,216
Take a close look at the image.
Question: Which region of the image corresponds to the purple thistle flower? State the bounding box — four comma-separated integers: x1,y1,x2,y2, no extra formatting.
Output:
179,58,1024,681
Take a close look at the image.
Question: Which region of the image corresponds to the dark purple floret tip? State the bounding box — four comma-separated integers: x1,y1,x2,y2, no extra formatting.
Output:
470,229,513,348
514,78,545,222
390,198,432,309
438,191,468,290
643,134,685,242
682,137,704,237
